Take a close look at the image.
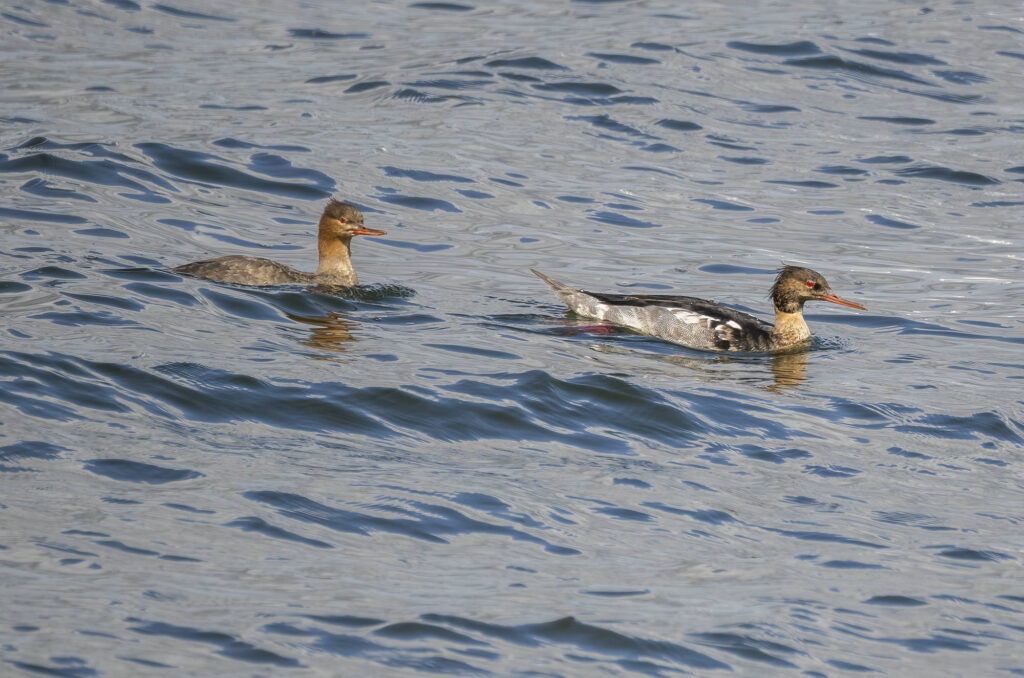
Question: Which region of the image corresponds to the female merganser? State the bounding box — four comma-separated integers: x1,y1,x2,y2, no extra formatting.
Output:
173,198,386,286
532,266,867,352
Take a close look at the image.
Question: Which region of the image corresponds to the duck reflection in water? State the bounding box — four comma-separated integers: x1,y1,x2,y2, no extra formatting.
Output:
663,348,808,391
557,321,809,390
286,312,356,355
768,349,807,390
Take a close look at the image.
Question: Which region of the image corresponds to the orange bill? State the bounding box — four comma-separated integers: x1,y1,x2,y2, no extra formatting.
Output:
821,293,867,310
352,226,387,236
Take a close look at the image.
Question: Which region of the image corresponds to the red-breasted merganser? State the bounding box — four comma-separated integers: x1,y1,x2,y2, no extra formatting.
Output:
173,198,386,286
532,266,867,352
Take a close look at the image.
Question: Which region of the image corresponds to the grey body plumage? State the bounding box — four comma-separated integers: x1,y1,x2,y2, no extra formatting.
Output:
173,199,385,287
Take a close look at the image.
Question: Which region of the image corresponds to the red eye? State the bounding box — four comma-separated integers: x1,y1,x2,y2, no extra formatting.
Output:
805,280,814,288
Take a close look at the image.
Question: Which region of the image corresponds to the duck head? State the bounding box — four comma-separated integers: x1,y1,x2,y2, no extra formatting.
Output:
769,265,867,314
319,198,387,240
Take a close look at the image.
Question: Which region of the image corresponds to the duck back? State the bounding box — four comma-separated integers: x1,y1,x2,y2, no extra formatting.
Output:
173,255,312,285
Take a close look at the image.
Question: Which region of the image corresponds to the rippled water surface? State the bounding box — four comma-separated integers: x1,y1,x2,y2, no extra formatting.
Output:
3,1,1024,676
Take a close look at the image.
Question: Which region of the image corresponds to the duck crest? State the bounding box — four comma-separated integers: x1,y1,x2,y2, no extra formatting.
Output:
324,197,352,219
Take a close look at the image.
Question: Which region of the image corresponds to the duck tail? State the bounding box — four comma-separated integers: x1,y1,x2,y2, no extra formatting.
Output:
533,269,588,309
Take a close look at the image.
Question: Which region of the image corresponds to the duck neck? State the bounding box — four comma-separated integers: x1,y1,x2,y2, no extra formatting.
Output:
770,306,810,348
315,233,357,285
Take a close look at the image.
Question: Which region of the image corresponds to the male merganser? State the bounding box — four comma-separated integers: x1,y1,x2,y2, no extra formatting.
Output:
532,266,867,352
173,198,386,286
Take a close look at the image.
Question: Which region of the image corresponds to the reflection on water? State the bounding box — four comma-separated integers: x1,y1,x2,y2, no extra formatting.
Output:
288,311,356,353
769,350,808,390
559,321,809,390
591,340,809,390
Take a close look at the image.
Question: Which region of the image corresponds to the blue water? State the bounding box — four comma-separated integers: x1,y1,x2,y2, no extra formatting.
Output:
2,1,1023,676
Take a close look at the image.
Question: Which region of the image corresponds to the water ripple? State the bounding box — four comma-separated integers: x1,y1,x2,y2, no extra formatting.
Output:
242,490,581,555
